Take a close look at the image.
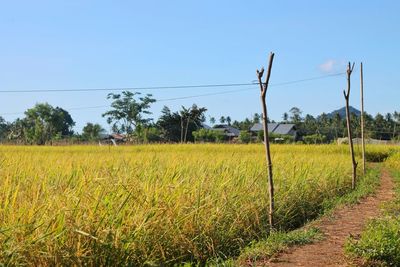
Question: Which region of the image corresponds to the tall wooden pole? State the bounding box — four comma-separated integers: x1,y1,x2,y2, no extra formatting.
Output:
343,62,357,189
257,52,275,229
360,62,366,175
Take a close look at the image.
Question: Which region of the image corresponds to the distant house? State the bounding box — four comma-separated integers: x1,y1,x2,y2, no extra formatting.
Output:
250,123,279,133
273,124,297,137
212,124,240,138
250,123,297,139
99,133,126,145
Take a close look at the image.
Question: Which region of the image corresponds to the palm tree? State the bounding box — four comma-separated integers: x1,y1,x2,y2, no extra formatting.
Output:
393,111,400,139
226,116,231,126
179,106,191,143
209,117,216,125
282,112,288,123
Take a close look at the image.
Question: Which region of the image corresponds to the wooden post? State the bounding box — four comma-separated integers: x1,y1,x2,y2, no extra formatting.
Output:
257,52,275,229
360,62,366,175
343,62,358,189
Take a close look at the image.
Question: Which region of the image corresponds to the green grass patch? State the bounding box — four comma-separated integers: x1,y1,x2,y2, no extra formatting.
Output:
345,152,400,266
345,216,400,266
236,227,322,265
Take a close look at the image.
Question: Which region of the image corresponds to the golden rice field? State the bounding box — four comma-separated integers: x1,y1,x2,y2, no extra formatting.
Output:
0,144,387,265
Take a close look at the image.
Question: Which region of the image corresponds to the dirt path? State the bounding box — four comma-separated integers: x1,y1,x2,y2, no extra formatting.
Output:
264,168,395,267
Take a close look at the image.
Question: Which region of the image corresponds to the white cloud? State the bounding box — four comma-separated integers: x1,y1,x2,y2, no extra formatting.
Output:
318,59,347,74
319,59,336,73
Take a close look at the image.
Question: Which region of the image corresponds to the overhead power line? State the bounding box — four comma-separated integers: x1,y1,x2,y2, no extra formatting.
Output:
0,89,253,116
0,72,345,116
0,73,344,93
157,88,253,102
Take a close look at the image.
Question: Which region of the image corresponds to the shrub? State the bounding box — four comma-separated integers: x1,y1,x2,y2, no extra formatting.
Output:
303,134,327,144
256,131,295,144
192,129,226,143
239,131,251,144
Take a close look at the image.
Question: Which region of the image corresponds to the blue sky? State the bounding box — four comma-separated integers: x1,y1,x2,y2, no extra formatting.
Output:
0,1,399,132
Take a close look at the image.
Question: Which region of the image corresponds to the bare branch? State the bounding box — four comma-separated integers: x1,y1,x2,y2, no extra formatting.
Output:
257,68,265,79
257,68,265,95
263,53,275,94
343,90,348,99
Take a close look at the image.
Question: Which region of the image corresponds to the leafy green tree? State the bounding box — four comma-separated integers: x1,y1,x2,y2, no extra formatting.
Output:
82,123,105,141
157,104,207,142
23,103,75,145
157,106,181,142
102,91,156,137
232,117,253,130
180,104,207,143
219,116,226,124
253,113,261,123
143,126,162,143
0,116,8,140
333,113,342,139
363,113,375,138
373,113,390,140
299,114,317,137
394,111,400,139
394,111,400,124
289,107,303,124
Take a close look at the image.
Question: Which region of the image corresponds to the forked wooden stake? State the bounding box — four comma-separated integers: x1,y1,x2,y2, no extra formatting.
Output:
343,62,358,189
257,52,275,229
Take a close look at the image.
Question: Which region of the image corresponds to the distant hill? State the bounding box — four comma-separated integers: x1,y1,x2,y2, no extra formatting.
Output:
326,106,361,119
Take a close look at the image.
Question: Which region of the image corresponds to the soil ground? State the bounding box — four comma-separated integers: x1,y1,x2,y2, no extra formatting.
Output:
260,168,395,267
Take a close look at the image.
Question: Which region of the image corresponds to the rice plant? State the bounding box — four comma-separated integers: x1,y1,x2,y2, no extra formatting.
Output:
0,144,364,265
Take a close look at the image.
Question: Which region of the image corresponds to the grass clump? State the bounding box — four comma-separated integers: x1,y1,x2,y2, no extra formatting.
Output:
345,217,400,266
236,227,322,265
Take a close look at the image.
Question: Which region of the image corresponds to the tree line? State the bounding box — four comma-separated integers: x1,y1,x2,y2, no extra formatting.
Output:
0,91,399,144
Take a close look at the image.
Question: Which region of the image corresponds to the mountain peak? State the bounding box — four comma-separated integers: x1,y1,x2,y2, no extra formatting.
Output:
326,106,361,118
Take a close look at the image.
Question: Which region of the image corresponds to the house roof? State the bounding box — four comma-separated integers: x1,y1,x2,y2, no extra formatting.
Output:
100,133,126,140
250,123,296,135
111,133,126,140
213,124,240,136
250,123,279,132
273,124,296,135
201,123,212,129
